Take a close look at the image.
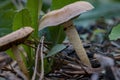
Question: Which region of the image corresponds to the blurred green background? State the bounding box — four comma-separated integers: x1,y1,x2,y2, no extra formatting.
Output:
0,0,120,37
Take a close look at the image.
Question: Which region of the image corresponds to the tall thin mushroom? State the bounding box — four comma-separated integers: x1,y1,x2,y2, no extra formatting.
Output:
0,27,34,79
39,1,94,67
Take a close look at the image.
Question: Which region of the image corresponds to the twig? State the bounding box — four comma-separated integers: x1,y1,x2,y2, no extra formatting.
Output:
32,40,40,80
30,36,53,45
2,67,16,74
24,42,37,49
67,63,82,70
115,55,120,61
55,70,72,77
39,36,45,80
32,36,45,80
2,64,27,80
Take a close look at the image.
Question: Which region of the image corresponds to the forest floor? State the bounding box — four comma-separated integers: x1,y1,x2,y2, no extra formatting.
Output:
0,18,120,80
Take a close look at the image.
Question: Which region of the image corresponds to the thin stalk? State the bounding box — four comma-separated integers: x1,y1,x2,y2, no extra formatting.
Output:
11,45,30,80
39,36,44,80
63,20,91,67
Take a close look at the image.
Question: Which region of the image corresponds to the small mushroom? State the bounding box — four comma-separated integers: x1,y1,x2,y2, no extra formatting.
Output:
39,1,94,67
0,27,34,79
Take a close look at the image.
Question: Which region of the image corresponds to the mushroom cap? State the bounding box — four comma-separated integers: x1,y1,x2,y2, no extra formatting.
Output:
0,27,34,51
39,1,94,30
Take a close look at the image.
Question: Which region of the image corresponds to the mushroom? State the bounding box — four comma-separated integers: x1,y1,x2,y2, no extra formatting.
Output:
0,27,34,79
39,1,94,67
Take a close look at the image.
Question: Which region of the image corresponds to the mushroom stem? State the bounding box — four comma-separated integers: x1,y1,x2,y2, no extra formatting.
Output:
11,45,30,79
63,20,91,67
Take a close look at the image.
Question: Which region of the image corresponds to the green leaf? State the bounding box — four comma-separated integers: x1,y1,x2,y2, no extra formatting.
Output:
27,0,42,37
39,26,65,45
12,9,32,30
109,24,120,40
0,9,15,36
22,45,34,76
46,44,66,57
48,26,65,44
51,0,80,10
0,0,15,10
44,58,53,74
0,9,15,28
0,28,12,37
6,49,15,60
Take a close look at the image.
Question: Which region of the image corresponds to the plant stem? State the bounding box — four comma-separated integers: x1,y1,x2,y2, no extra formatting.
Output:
63,20,91,67
12,45,30,80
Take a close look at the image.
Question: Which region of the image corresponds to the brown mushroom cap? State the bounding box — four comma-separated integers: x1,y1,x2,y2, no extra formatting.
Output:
0,27,34,51
39,1,94,30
